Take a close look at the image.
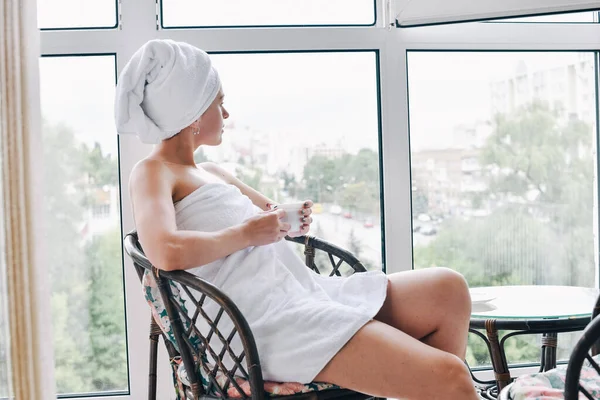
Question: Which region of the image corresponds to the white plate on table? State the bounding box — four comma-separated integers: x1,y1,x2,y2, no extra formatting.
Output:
470,291,496,304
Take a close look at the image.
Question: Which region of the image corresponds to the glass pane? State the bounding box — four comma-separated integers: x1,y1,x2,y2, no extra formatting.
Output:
407,52,597,367
498,11,597,23
39,56,127,395
162,0,375,28
200,52,382,270
38,0,117,29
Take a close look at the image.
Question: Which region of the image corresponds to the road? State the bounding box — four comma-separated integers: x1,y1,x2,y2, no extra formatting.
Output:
308,211,436,269
312,212,383,267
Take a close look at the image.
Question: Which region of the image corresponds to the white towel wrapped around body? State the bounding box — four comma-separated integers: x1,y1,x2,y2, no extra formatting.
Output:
175,182,388,383
114,39,221,144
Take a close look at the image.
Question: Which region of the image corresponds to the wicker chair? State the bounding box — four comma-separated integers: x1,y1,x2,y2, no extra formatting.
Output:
498,297,600,400
124,230,379,400
564,310,600,400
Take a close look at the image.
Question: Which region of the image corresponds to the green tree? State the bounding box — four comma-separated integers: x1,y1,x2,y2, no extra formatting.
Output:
52,292,93,393
344,149,380,191
280,171,298,197
86,228,127,391
347,228,362,258
413,210,544,286
480,101,594,286
414,101,595,287
302,155,342,203
42,120,93,392
79,142,118,188
466,332,539,367
344,149,380,214
77,142,119,209
414,101,595,365
412,190,428,216
43,120,127,393
302,149,380,212
340,182,374,215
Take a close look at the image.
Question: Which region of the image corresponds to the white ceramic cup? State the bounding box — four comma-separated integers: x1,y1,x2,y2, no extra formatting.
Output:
274,202,306,233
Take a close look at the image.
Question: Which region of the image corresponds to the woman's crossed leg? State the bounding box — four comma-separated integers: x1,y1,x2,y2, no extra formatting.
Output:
314,267,478,400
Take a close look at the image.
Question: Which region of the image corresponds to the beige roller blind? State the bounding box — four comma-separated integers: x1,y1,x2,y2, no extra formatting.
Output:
0,0,56,398
395,0,600,26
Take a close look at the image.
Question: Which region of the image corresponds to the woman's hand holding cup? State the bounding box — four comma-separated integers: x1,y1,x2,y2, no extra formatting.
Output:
272,200,313,238
243,209,290,246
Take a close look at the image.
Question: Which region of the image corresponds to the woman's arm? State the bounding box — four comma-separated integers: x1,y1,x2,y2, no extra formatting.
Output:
201,162,275,210
201,162,313,236
129,159,287,271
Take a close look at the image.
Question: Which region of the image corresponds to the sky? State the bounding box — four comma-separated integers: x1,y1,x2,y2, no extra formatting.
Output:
35,1,595,28
36,0,379,159
38,49,597,160
407,51,596,150
38,52,380,159
36,0,375,28
35,5,599,159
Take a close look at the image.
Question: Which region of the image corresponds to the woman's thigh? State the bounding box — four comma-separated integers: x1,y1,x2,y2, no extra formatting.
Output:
374,267,472,341
313,320,477,400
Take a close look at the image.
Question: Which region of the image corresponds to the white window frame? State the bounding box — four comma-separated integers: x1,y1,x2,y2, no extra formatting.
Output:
394,0,600,27
39,0,600,397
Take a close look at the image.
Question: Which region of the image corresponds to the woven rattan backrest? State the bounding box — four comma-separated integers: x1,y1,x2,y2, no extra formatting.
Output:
125,232,369,400
124,232,263,399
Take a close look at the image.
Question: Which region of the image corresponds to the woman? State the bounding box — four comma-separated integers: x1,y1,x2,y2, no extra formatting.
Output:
116,39,478,400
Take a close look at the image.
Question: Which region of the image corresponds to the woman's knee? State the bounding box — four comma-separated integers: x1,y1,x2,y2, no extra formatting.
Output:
432,267,468,288
438,354,477,398
431,268,471,314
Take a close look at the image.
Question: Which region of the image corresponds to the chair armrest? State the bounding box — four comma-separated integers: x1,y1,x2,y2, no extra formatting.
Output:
565,315,600,400
286,235,368,275
124,232,264,400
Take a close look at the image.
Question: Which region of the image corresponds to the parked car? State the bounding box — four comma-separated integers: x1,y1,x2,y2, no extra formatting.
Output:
330,204,342,215
343,211,352,219
364,218,374,228
420,223,437,236
417,213,432,222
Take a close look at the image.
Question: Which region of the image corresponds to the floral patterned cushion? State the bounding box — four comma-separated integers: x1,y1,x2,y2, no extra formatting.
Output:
176,359,338,398
143,271,204,356
502,355,600,399
143,270,340,398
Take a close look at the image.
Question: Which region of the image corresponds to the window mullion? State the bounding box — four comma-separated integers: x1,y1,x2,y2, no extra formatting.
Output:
379,36,413,273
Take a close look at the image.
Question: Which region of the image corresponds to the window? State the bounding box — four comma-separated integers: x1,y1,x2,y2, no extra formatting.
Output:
30,0,600,393
395,1,600,26
37,0,118,29
498,11,597,23
39,55,127,395
199,51,383,270
161,0,376,28
408,51,597,367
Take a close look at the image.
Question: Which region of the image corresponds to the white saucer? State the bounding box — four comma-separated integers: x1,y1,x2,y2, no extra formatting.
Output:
470,291,497,304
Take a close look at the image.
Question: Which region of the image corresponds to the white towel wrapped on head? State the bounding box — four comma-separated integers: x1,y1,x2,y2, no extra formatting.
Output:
114,39,221,144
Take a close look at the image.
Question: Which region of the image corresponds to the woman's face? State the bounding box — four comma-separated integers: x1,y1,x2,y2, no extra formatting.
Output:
195,88,229,146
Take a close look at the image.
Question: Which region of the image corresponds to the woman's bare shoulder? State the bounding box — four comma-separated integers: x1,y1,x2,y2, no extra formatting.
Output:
129,157,175,193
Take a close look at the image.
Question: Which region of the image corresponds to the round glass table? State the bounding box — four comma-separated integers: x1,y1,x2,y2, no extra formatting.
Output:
468,285,599,396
